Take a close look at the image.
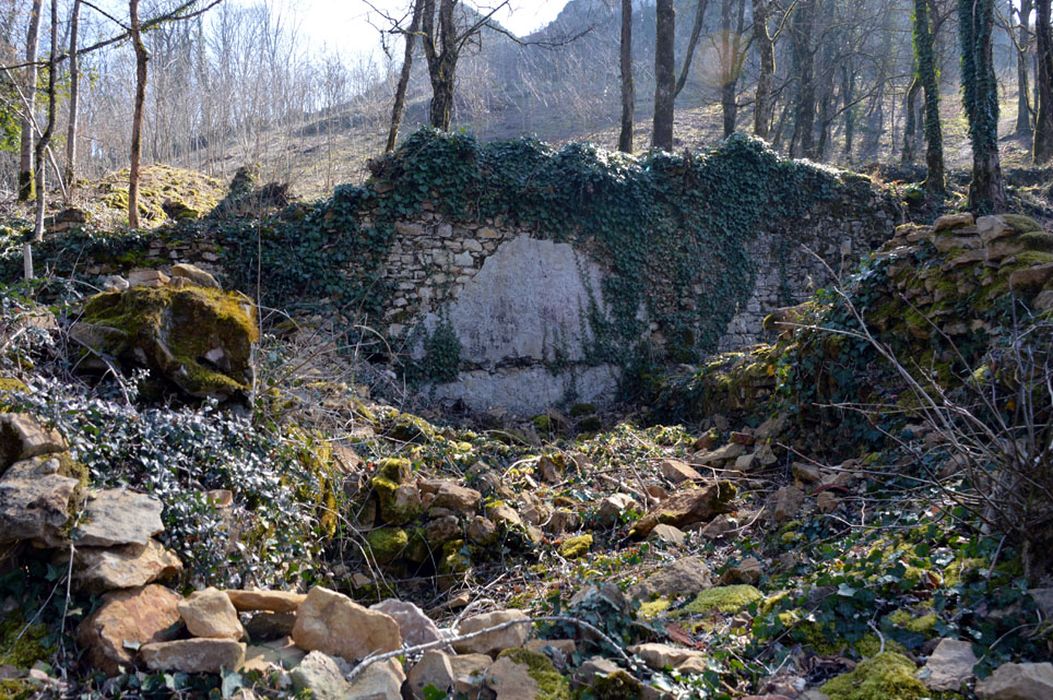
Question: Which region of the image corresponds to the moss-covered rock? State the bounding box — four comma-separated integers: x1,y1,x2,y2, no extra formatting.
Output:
75,285,258,399
821,652,927,700
680,585,763,615
366,527,409,564
496,648,572,699
371,458,422,526
559,534,592,558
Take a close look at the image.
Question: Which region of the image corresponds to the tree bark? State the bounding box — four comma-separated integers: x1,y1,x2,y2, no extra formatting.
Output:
842,63,856,157
789,0,816,158
652,0,676,150
64,0,82,202
18,0,43,202
1034,0,1053,161
387,0,425,152
31,0,57,252
1017,0,1034,137
916,0,945,193
129,0,149,228
421,0,458,131
902,77,920,163
719,0,746,137
752,0,774,138
618,0,634,152
960,0,1006,212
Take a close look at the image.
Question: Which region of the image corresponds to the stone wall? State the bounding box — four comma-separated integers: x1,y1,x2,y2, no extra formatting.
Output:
370,181,901,415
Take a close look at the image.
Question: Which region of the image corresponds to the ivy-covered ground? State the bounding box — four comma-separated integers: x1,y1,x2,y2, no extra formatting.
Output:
1,137,1053,698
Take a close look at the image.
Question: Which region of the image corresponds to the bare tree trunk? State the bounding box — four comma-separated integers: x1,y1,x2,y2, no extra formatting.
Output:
618,0,634,152
790,0,816,158
31,0,57,248
752,0,774,138
1018,0,1034,137
18,0,43,202
719,0,743,137
842,63,856,157
902,76,920,163
422,0,458,131
64,0,81,203
1034,0,1053,162
652,0,675,150
387,0,425,152
129,0,148,228
916,0,945,193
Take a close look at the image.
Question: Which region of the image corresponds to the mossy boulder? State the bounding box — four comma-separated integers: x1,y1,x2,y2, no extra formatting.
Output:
680,585,763,615
559,534,593,558
366,527,409,564
495,648,572,700
821,652,927,700
74,286,258,399
371,458,422,525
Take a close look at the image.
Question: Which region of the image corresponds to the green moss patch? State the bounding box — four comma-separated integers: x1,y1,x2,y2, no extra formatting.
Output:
558,534,593,558
497,648,571,700
365,527,409,564
80,286,258,397
680,585,763,615
821,652,927,700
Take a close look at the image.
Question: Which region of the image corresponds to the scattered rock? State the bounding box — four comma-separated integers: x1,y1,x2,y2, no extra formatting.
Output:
975,661,1053,700
486,648,570,699
791,462,822,484
179,586,245,640
170,263,220,289
140,638,246,674
596,493,637,526
918,638,977,692
720,557,763,586
660,459,703,483
291,586,402,662
691,443,746,466
239,638,305,673
0,455,80,546
407,649,491,699
649,523,686,547
770,485,805,523
370,599,444,647
0,414,67,468
816,491,840,514
700,513,738,539
127,269,170,288
76,584,183,675
454,609,530,655
467,515,498,545
74,489,164,547
226,589,306,613
73,539,183,594
290,651,353,699
629,642,708,674
423,479,482,512
630,555,712,600
630,481,737,537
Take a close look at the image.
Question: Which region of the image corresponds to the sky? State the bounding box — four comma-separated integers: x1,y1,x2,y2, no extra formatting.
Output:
239,0,572,61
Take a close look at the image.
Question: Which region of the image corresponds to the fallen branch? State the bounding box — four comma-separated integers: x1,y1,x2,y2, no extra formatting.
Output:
345,614,633,683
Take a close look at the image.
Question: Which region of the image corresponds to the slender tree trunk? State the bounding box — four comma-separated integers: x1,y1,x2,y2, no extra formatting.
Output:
916,0,946,193
652,0,676,150
422,0,458,131
1034,0,1053,161
18,0,43,202
790,0,816,158
31,0,57,250
842,63,856,158
752,0,774,138
619,0,634,152
960,0,1006,212
387,0,425,152
64,0,81,202
902,76,920,163
1018,0,1034,137
129,0,149,228
719,0,745,137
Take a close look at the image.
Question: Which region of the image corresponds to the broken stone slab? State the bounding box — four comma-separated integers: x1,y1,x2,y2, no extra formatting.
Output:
292,651,405,700
975,661,1053,700
127,268,170,288
170,263,220,289
453,609,531,656
421,479,482,512
76,584,183,675
179,586,245,640
74,489,164,547
690,442,746,467
407,649,492,699
72,539,183,594
244,611,297,641
648,523,687,547
226,589,306,613
629,642,709,674
291,586,402,662
0,414,68,470
239,637,305,673
140,638,246,674
370,598,445,647
629,555,713,601
917,638,977,692
660,459,703,484
0,456,79,546
596,493,638,527
770,485,805,523
484,655,541,698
